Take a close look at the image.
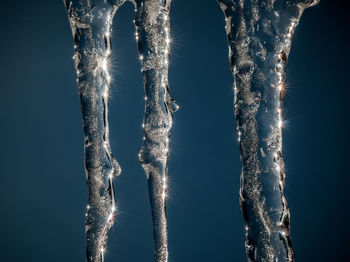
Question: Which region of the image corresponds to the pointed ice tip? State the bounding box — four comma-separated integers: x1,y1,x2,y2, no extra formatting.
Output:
170,100,179,113
111,156,122,177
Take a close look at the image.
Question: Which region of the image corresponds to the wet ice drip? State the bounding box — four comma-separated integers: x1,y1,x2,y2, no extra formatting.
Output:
133,1,177,261
63,1,125,261
218,0,318,261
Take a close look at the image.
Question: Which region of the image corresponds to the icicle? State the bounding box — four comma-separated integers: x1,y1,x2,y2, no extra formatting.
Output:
133,0,176,261
218,0,319,261
63,1,126,261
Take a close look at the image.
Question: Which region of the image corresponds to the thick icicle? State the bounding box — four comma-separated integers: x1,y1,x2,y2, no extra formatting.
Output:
218,0,318,261
133,1,177,261
63,1,125,261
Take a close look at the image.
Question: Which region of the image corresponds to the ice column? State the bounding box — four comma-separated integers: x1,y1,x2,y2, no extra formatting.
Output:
63,1,125,261
133,0,177,261
217,0,319,261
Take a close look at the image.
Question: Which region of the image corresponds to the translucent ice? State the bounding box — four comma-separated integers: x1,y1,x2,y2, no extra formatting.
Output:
63,0,175,261
218,0,319,261
134,1,176,261
63,1,125,261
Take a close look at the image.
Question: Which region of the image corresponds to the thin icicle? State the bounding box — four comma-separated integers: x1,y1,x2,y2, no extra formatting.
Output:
63,1,125,261
133,0,177,261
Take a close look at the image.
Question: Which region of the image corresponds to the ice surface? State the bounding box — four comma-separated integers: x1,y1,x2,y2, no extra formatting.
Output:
64,0,175,261
63,1,125,261
134,1,176,261
64,0,318,260
218,0,319,261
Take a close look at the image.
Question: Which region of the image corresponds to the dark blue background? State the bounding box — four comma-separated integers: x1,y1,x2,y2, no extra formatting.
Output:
0,0,348,261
